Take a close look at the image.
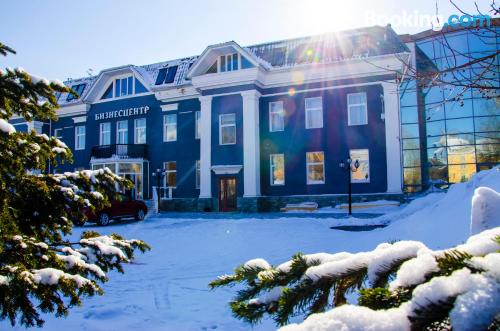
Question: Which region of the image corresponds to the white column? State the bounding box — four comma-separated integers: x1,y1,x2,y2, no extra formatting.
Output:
382,82,403,193
241,90,261,197
199,96,212,198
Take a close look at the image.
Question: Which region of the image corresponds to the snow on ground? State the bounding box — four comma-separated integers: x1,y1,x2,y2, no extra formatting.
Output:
3,168,499,331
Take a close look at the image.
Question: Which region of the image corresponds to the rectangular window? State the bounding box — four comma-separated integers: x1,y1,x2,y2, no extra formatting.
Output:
134,118,146,144
116,120,128,144
195,160,200,189
54,128,63,140
219,53,238,72
163,114,177,142
219,113,236,145
269,101,285,132
195,111,201,139
75,126,85,150
270,154,285,185
347,92,368,126
115,76,133,98
306,152,325,184
99,122,111,146
350,149,370,183
164,161,177,188
305,97,323,129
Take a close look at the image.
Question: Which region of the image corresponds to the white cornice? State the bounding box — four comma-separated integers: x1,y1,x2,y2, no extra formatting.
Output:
211,165,243,175
56,104,90,118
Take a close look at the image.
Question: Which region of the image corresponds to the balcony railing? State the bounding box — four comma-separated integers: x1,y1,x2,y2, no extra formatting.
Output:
91,144,148,159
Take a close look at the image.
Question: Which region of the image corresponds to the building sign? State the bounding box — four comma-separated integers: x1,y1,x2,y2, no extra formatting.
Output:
95,106,150,121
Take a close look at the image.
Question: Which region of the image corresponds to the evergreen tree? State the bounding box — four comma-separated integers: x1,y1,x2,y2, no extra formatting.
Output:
0,42,150,327
211,229,500,330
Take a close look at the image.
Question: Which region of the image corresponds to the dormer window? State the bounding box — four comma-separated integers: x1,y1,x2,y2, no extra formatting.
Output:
220,53,238,72
205,53,254,74
67,83,86,101
100,75,148,100
155,66,178,85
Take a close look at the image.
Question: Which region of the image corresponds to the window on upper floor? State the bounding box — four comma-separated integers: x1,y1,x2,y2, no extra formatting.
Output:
134,118,146,144
155,66,178,85
270,154,285,186
306,151,325,184
347,92,368,126
67,83,86,102
219,113,236,145
100,76,148,100
99,122,111,145
305,97,323,129
269,101,285,132
75,126,85,150
163,114,177,142
350,149,370,183
195,111,201,139
116,120,128,144
205,53,253,74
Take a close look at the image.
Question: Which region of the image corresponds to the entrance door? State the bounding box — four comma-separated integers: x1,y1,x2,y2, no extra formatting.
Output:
218,177,237,212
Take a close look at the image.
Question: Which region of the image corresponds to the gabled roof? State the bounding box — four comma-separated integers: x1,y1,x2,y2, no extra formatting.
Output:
186,41,272,78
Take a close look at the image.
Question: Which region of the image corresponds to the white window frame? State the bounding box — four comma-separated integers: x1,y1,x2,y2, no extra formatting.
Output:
54,128,63,140
115,75,134,98
270,154,285,186
347,92,368,126
306,151,325,185
305,97,324,129
349,149,370,183
195,160,200,189
134,118,146,144
99,122,111,146
116,120,128,144
163,161,177,188
218,53,240,73
219,113,236,145
195,111,201,139
74,126,85,150
269,101,285,132
163,114,177,142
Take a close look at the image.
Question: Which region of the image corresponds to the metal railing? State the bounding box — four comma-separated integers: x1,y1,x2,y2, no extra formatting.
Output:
91,144,147,159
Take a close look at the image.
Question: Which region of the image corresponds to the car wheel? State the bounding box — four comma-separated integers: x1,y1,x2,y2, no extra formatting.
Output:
98,212,111,226
135,209,145,221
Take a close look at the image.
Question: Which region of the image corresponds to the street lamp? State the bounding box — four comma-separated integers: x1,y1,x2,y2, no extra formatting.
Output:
152,168,166,211
339,157,360,215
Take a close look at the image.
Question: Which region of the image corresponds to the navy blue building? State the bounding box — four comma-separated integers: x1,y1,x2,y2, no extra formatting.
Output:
10,26,411,211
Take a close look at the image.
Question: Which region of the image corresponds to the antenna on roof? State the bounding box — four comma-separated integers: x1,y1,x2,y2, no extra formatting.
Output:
86,68,94,76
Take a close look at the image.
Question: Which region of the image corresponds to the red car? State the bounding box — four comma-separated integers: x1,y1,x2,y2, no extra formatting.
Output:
77,193,148,226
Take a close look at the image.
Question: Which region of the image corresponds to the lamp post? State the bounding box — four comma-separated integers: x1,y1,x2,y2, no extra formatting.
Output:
152,168,166,212
339,157,360,215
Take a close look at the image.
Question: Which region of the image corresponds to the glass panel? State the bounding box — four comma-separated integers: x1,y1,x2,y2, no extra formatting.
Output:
120,77,127,96
426,120,446,137
476,144,499,163
423,86,444,104
473,98,500,117
221,126,236,144
475,131,500,144
118,162,141,173
427,135,446,148
403,138,420,150
402,124,419,138
403,149,421,167
442,32,469,56
425,103,445,121
404,167,421,186
307,152,324,163
350,149,369,183
306,108,323,128
428,147,447,166
445,99,473,119
348,93,366,104
474,116,500,133
447,145,476,164
446,118,474,134
270,102,284,132
447,133,474,146
307,164,324,183
127,76,133,95
401,106,419,124
221,113,235,125
115,79,120,98
428,165,448,182
416,40,434,59
232,53,238,71
468,30,497,53
220,55,226,72
195,111,201,139
448,164,476,183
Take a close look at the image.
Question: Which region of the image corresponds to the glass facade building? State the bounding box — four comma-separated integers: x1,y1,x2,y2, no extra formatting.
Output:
401,25,499,192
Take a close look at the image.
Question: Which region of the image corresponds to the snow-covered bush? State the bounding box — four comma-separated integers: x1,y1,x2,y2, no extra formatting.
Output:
211,227,500,330
0,42,149,327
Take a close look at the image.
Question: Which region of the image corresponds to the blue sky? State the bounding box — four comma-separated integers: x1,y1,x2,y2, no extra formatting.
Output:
0,0,492,81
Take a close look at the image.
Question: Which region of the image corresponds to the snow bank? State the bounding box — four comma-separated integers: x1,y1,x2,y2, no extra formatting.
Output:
470,187,500,235
0,119,15,134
